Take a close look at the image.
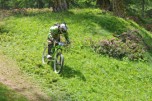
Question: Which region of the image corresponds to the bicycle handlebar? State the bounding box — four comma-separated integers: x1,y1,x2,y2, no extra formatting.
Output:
53,40,66,46
58,42,65,46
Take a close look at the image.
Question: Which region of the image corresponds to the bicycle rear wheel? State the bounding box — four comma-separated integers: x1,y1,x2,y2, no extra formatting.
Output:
42,46,48,64
54,49,64,74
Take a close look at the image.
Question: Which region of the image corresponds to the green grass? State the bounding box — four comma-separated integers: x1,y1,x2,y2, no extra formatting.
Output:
0,8,152,100
0,83,28,101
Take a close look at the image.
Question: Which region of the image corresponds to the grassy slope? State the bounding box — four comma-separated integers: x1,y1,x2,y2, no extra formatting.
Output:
0,8,152,100
0,83,28,101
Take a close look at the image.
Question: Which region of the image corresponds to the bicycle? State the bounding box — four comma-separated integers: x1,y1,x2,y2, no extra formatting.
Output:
42,41,65,74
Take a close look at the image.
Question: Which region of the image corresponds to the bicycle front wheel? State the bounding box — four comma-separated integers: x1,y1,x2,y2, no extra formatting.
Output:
42,46,48,64
54,50,64,74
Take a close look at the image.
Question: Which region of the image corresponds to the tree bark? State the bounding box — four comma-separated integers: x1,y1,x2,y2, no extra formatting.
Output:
96,0,102,6
52,0,68,12
96,0,111,11
0,0,9,9
112,0,125,17
141,0,145,17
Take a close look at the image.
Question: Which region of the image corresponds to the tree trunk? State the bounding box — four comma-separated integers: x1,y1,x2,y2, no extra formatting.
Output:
66,0,70,9
96,0,111,11
52,0,68,12
141,0,145,18
37,0,44,8
112,0,125,18
96,0,102,6
0,0,9,9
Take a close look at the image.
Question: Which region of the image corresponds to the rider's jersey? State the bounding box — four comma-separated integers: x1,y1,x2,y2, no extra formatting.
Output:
48,25,60,41
48,25,70,42
50,26,59,35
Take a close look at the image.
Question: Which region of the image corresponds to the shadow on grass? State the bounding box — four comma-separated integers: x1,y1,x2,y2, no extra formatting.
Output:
5,8,152,35
6,8,152,54
61,65,86,81
10,9,121,33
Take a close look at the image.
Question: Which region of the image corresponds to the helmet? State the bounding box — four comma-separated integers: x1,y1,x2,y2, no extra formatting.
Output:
59,23,68,32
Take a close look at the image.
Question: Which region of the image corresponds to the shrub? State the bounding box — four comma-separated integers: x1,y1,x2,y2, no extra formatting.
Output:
93,30,147,61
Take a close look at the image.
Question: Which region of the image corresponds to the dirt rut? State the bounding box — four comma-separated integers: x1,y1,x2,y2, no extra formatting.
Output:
0,54,51,101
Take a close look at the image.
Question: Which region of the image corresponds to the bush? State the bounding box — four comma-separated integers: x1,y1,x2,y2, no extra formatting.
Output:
93,30,147,61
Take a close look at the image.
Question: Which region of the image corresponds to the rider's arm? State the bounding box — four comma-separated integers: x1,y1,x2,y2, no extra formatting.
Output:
48,33,53,44
64,32,70,44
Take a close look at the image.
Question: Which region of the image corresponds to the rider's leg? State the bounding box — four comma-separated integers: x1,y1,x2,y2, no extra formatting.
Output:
48,44,53,58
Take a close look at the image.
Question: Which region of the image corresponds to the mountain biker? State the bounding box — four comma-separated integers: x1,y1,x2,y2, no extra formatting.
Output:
47,23,70,59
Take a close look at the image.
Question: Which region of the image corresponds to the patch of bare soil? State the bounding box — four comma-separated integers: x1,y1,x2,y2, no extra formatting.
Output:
0,54,51,101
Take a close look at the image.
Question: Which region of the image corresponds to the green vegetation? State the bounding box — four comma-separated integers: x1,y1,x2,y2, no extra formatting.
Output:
93,30,148,61
0,8,152,100
0,83,28,101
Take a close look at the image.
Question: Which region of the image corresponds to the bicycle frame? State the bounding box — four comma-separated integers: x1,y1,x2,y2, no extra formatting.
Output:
51,41,63,59
42,40,65,73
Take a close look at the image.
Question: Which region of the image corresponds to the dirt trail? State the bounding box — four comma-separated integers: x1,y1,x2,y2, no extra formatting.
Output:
0,54,51,101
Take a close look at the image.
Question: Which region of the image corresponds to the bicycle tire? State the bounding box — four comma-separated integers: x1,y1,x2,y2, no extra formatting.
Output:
42,46,48,64
54,49,64,74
